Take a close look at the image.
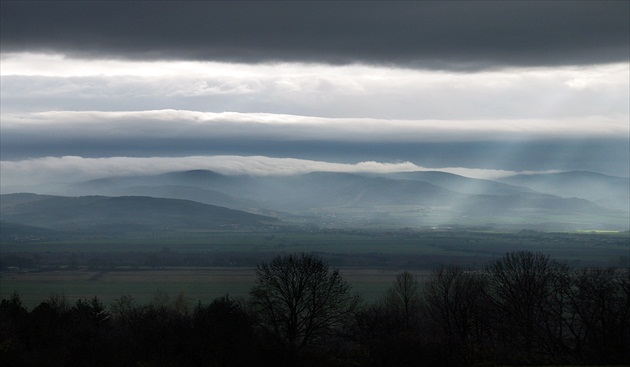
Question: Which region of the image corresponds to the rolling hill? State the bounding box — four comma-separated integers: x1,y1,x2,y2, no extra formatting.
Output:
0,193,279,233
498,171,630,213
24,169,626,230
383,171,533,196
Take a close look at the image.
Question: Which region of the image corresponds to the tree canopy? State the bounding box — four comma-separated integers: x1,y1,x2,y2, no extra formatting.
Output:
250,253,359,353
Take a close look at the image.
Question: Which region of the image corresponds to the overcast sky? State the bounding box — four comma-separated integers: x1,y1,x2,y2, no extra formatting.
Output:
1,1,628,189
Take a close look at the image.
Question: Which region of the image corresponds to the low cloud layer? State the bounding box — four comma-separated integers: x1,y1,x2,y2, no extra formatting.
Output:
3,58,627,120
2,109,626,149
2,2,628,70
2,108,628,177
0,155,557,191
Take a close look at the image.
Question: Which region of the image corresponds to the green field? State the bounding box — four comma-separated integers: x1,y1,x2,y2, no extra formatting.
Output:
2,229,628,309
0,267,431,309
3,229,628,263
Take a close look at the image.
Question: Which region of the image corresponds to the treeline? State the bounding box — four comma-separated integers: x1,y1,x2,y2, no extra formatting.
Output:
1,251,629,367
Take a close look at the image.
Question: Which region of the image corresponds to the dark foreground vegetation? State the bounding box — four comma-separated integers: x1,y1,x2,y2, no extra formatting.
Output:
1,252,629,367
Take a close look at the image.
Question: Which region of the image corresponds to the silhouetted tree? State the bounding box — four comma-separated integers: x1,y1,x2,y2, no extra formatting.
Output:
3,250,628,367
423,265,488,365
383,271,423,330
0,293,29,366
351,272,432,367
65,297,113,366
250,253,359,365
566,268,630,363
192,294,257,366
124,304,192,366
26,293,71,366
485,251,569,364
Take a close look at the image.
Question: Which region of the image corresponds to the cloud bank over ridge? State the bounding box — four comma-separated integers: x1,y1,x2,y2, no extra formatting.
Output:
1,155,559,191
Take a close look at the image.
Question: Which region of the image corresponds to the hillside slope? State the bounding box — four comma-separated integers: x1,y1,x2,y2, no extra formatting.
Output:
9,169,627,230
0,194,279,232
499,171,629,213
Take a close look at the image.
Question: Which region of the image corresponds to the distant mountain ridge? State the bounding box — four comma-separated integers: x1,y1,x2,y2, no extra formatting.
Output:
382,171,533,195
4,169,628,231
498,171,629,213
0,193,279,233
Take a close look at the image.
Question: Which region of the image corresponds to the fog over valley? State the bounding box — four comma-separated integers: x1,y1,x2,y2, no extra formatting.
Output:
2,167,629,232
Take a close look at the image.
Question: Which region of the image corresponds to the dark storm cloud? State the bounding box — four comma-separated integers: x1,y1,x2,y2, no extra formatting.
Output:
2,1,628,69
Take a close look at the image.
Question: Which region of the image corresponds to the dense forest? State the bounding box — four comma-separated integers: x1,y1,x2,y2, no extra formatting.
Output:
1,251,629,367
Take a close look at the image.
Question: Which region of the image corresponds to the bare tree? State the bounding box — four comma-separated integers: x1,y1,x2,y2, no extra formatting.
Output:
424,265,488,364
566,268,630,363
250,253,359,353
382,271,422,330
485,251,568,363
351,271,427,367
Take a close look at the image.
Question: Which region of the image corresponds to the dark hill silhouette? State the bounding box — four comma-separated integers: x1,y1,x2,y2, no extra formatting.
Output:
0,220,58,239
84,185,261,211
0,193,58,209
0,194,278,232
